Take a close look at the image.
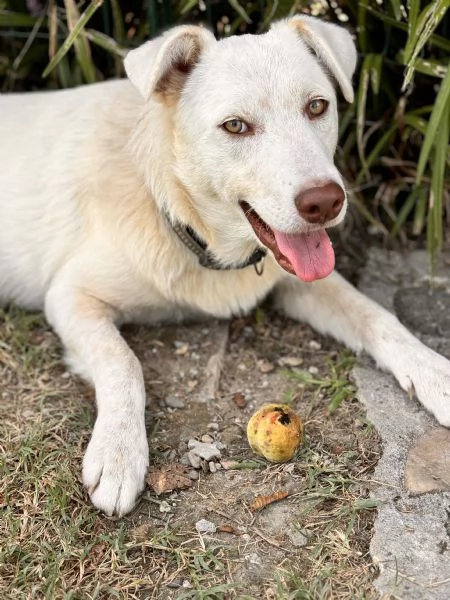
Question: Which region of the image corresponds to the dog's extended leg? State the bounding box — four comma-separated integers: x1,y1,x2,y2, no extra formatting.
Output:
45,286,149,516
273,272,450,426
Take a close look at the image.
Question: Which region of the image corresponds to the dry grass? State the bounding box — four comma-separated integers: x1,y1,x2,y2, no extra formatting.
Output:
0,304,381,599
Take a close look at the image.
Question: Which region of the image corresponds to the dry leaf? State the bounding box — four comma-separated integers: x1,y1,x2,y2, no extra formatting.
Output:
250,491,289,512
218,524,242,535
146,464,193,495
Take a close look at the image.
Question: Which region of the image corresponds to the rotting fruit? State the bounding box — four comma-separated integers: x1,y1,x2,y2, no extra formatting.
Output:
247,403,303,462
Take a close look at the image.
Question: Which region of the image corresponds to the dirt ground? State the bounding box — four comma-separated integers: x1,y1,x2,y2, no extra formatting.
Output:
0,290,381,599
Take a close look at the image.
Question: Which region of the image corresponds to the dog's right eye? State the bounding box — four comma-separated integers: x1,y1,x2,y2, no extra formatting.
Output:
222,119,248,134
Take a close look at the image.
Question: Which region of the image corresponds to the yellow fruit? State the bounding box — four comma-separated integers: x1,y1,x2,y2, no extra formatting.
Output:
247,404,303,462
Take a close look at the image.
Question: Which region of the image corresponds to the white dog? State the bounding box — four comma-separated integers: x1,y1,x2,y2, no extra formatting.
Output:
1,16,449,516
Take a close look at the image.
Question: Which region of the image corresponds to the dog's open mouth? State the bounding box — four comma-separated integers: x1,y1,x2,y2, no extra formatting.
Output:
239,201,335,282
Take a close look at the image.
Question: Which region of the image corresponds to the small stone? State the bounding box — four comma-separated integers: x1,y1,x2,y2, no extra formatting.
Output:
201,434,214,443
309,340,322,350
279,356,303,367
257,359,275,373
287,529,309,547
308,366,319,375
215,463,222,470
180,454,191,466
174,344,189,356
188,470,199,480
195,519,217,534
237,363,247,371
165,396,185,409
207,422,220,431
209,461,216,473
166,579,182,589
405,428,450,494
159,500,171,513
187,440,222,461
187,451,202,469
182,580,193,589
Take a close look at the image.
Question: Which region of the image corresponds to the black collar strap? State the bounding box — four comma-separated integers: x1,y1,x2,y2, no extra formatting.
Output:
171,220,266,274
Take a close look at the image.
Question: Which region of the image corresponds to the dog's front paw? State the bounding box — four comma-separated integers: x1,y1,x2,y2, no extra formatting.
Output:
82,418,149,516
398,349,450,427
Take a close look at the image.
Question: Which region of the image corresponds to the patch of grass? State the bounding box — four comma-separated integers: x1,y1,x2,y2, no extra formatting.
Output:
283,352,357,414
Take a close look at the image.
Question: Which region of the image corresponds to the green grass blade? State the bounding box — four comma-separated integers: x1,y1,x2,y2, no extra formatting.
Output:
42,0,103,78
357,0,369,53
416,67,450,184
390,187,421,237
84,29,127,58
0,10,37,27
398,51,448,78
406,0,421,55
227,0,253,24
64,0,97,84
356,54,374,172
403,0,449,89
365,5,450,52
355,125,398,185
180,0,199,15
370,53,383,95
109,0,125,43
413,186,428,235
388,0,402,21
428,99,449,259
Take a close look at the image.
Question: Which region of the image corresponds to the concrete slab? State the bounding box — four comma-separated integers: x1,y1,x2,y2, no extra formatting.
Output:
355,249,450,599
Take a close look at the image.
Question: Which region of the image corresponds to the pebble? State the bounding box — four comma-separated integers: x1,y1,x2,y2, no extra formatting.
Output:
201,434,214,443
159,501,171,513
187,451,202,469
195,519,217,534
207,422,220,431
209,461,216,473
308,366,319,375
309,340,322,350
165,396,185,409
187,440,222,461
279,356,303,367
258,359,275,373
188,469,199,481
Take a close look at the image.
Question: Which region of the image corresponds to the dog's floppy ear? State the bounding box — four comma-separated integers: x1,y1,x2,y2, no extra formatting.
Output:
277,16,357,103
124,25,215,99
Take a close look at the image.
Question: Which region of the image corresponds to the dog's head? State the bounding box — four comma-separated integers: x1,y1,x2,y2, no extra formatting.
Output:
124,17,357,282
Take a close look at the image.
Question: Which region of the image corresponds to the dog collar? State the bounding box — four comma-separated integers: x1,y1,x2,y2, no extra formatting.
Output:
171,220,266,274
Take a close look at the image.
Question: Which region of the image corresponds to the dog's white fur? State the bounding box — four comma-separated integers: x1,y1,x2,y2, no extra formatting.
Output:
1,16,449,516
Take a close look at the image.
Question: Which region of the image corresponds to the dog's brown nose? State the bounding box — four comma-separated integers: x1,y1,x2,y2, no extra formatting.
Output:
295,182,345,224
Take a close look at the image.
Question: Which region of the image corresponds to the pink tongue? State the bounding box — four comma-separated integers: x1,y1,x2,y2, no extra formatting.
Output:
273,229,335,282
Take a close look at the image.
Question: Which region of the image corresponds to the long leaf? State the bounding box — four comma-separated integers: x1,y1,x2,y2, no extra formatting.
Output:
85,29,127,58
413,186,428,235
0,10,37,27
365,6,450,52
391,186,422,237
42,0,103,78
416,67,450,184
403,0,449,89
64,0,96,84
227,0,252,24
356,54,374,172
398,51,448,79
429,99,450,259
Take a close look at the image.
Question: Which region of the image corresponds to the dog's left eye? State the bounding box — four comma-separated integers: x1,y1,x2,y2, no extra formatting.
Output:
307,98,329,118
222,119,249,134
